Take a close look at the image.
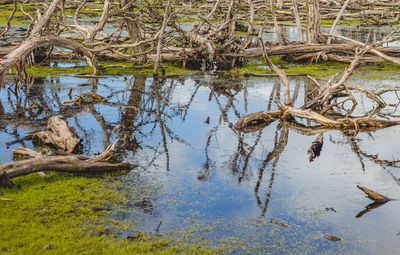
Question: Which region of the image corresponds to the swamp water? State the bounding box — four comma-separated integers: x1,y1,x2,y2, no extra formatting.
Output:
1,71,400,254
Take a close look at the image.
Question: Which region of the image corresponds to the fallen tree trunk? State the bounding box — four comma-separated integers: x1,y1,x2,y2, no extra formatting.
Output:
0,156,132,179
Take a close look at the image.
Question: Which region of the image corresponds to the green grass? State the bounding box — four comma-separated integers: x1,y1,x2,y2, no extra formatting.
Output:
0,173,216,254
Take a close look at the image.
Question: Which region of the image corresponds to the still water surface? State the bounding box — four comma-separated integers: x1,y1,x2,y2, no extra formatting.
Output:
1,72,400,254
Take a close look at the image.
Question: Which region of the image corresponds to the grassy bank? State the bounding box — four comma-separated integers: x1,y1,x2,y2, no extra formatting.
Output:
0,173,215,254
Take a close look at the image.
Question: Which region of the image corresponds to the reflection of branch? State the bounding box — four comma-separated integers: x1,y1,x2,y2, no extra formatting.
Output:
88,105,112,148
198,129,216,181
356,185,391,218
308,133,323,162
267,80,281,111
347,136,400,184
154,79,170,171
180,81,201,121
347,137,366,172
238,130,263,183
254,125,289,216
356,201,388,218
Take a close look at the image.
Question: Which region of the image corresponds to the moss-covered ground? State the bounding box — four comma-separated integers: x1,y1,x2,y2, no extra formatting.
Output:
0,3,34,25
0,173,216,254
21,57,400,80
24,61,198,78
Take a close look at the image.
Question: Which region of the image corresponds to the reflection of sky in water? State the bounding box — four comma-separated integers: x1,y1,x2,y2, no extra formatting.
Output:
2,72,400,254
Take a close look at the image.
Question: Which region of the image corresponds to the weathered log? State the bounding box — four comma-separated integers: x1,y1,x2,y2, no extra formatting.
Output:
0,156,132,179
234,106,400,133
234,111,279,132
32,115,82,153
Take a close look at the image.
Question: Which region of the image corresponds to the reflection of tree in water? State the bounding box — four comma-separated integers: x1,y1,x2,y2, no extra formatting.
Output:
2,74,400,218
191,75,400,217
0,75,187,166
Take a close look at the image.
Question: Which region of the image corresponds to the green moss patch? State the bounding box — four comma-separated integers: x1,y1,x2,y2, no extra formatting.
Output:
25,61,198,78
237,57,400,79
18,56,400,80
0,3,34,25
0,173,215,254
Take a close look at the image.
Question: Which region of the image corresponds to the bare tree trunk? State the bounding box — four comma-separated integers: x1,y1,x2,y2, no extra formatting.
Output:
327,0,352,44
269,0,285,44
292,0,304,42
153,0,171,76
120,0,146,64
306,0,321,44
0,36,99,80
247,0,255,35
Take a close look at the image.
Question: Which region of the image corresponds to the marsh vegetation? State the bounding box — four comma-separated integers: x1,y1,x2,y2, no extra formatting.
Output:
1,0,400,254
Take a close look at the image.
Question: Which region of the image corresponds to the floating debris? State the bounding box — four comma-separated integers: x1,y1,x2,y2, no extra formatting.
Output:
270,219,290,228
357,185,390,202
323,235,341,241
325,207,337,212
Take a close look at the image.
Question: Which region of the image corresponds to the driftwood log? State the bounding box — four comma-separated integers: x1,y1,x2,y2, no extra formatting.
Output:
32,115,82,153
0,155,132,179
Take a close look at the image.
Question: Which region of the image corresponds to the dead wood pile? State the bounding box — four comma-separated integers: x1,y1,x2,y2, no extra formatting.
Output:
1,0,400,83
234,27,400,135
0,115,133,188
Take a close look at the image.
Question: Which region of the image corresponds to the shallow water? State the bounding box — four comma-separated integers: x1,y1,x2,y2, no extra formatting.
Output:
1,70,400,254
